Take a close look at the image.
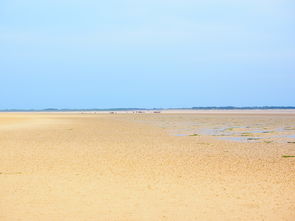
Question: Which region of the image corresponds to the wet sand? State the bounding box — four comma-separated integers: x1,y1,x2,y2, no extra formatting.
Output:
0,112,295,220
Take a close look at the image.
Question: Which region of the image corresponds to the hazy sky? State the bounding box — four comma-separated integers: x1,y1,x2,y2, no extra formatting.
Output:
1,0,294,109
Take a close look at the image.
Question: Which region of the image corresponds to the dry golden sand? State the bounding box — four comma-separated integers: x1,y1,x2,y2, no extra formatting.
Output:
0,112,295,221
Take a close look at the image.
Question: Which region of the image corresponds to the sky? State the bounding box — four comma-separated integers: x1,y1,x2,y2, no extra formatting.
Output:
0,0,295,109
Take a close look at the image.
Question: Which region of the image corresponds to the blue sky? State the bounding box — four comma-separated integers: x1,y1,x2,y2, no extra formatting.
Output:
1,0,294,109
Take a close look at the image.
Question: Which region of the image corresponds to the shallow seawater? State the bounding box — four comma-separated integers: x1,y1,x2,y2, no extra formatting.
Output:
217,136,262,142
248,130,274,134
160,117,295,143
199,127,245,136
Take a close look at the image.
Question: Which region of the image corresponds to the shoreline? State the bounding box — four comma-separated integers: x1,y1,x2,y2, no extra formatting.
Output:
1,109,295,115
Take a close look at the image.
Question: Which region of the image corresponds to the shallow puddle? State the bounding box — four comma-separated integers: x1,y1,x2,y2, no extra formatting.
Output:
217,136,262,142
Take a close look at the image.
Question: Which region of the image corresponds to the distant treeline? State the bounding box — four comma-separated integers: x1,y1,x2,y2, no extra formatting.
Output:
1,106,295,112
191,106,295,110
0,108,148,112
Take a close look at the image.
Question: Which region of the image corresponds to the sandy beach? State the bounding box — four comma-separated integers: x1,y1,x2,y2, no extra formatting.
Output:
0,111,295,221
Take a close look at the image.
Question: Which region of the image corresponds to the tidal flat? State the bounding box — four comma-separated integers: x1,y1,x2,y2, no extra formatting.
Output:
0,111,295,221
